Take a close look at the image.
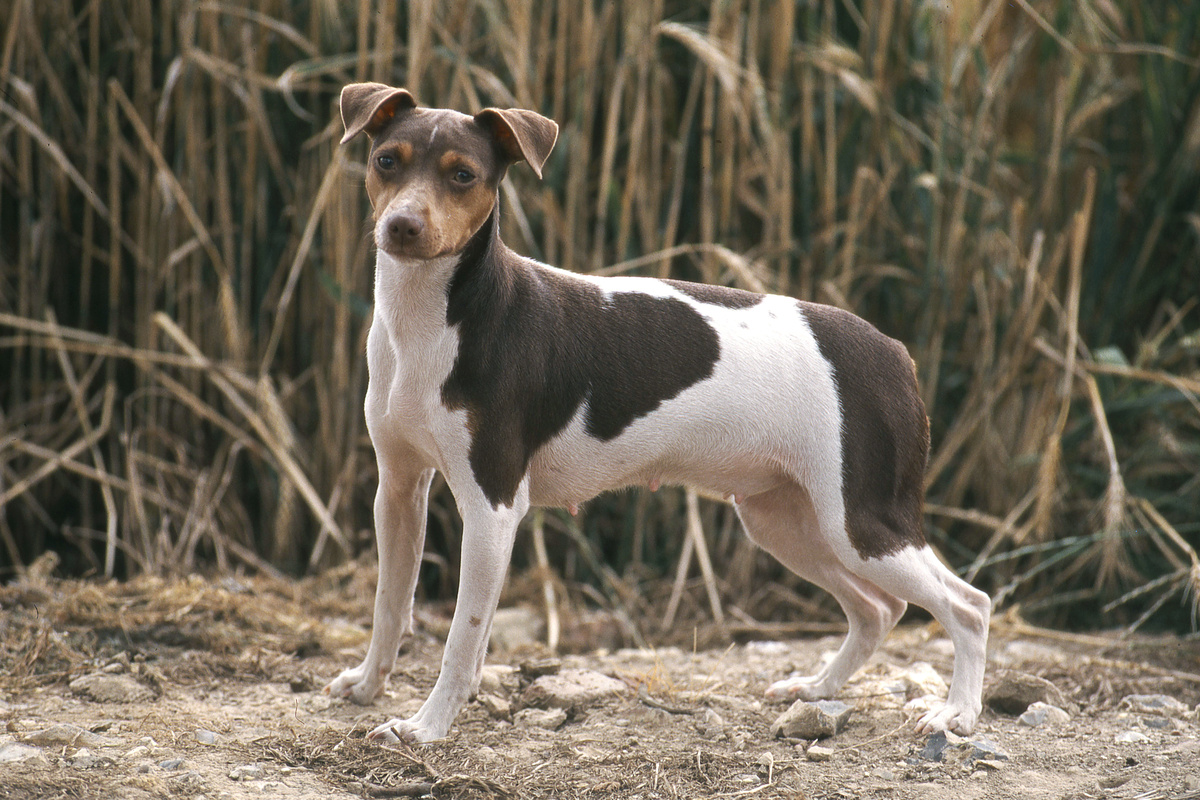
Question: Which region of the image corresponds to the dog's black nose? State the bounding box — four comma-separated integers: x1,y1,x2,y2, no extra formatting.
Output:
387,212,424,243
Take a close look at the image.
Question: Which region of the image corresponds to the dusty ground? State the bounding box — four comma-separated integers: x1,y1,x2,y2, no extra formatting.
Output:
1,569,1198,800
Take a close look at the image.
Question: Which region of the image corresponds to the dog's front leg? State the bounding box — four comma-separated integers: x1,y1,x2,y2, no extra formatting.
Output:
367,480,528,744
326,461,435,704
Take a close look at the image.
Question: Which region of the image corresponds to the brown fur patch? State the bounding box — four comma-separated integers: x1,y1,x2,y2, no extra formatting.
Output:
801,303,929,559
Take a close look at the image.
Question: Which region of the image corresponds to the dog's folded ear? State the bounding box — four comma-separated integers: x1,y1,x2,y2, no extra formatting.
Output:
340,83,417,144
474,108,559,179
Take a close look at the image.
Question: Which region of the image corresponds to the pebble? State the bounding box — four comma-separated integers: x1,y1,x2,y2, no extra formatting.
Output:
194,729,218,745
489,606,545,652
229,763,266,781
902,662,949,697
1115,730,1150,744
984,670,1069,715
20,723,106,748
479,664,519,695
694,708,727,739
806,744,835,762
477,693,512,721
0,742,44,764
1118,694,1189,718
521,668,626,710
69,748,101,769
771,699,853,739
69,672,155,703
159,757,183,770
918,731,1009,764
1018,701,1071,727
513,707,567,730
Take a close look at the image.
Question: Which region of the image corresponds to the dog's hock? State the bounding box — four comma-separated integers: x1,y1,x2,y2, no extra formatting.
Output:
340,83,417,144
474,107,558,179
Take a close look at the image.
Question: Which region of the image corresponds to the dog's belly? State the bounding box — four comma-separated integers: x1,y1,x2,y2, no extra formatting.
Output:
528,442,787,508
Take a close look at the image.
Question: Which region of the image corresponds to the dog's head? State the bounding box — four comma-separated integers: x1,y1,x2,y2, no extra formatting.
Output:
340,83,558,260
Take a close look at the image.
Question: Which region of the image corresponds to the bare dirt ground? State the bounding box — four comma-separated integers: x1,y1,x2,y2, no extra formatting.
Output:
2,567,1198,800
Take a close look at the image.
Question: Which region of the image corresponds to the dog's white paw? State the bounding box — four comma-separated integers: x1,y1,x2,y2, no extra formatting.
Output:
324,663,386,705
764,674,834,702
367,714,448,745
915,702,979,736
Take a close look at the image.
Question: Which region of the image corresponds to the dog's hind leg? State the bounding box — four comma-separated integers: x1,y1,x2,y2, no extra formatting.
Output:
841,543,991,735
737,482,908,701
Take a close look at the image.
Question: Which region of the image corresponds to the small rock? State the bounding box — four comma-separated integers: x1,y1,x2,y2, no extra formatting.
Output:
919,731,957,762
902,662,949,698
694,708,727,738
229,763,266,781
1118,694,1189,718
159,758,183,770
69,672,155,704
513,707,567,730
194,729,218,745
974,759,1005,771
518,657,562,679
771,699,853,739
521,668,626,710
69,748,101,769
966,738,1009,762
984,670,1069,715
489,606,545,652
1018,701,1071,727
805,744,835,762
477,693,511,721
479,664,518,695
0,742,44,764
1115,730,1149,744
21,723,106,748
1099,774,1133,789
124,746,151,760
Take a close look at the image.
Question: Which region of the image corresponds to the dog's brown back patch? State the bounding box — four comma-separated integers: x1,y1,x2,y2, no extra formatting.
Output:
441,217,721,508
662,280,764,309
801,302,929,559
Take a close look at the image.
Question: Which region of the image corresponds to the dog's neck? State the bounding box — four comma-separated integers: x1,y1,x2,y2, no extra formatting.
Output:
372,197,521,343
445,201,523,330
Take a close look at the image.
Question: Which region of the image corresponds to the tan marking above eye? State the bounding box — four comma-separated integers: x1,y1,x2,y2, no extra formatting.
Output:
437,150,481,176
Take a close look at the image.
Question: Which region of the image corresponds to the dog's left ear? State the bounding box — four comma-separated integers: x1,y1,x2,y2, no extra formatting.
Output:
474,108,558,179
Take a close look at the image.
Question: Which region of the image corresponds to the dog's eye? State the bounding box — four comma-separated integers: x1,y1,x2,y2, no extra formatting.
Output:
376,154,396,170
452,168,476,184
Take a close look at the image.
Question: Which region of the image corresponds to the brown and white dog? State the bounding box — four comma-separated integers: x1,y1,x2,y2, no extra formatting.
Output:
325,83,992,743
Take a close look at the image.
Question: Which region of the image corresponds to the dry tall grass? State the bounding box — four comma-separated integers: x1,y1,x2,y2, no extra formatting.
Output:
1,0,1197,633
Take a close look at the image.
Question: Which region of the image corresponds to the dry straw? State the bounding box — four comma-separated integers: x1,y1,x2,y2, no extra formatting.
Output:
1,0,1197,635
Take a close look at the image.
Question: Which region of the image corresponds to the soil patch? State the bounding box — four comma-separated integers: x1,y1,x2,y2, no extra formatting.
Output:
2,573,1198,799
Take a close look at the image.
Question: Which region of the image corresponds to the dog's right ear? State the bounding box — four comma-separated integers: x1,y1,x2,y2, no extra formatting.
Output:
340,83,417,144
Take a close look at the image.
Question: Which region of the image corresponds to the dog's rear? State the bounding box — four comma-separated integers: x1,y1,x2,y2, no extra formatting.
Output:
326,83,991,743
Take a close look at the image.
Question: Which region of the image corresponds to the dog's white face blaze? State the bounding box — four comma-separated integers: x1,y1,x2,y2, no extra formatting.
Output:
327,85,990,746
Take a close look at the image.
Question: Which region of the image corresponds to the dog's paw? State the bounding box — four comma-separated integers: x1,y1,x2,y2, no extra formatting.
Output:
324,664,386,705
367,715,448,745
764,674,834,702
915,702,979,736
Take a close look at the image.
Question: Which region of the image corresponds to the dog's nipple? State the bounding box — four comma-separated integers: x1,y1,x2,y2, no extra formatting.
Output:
648,478,661,492
568,503,579,516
